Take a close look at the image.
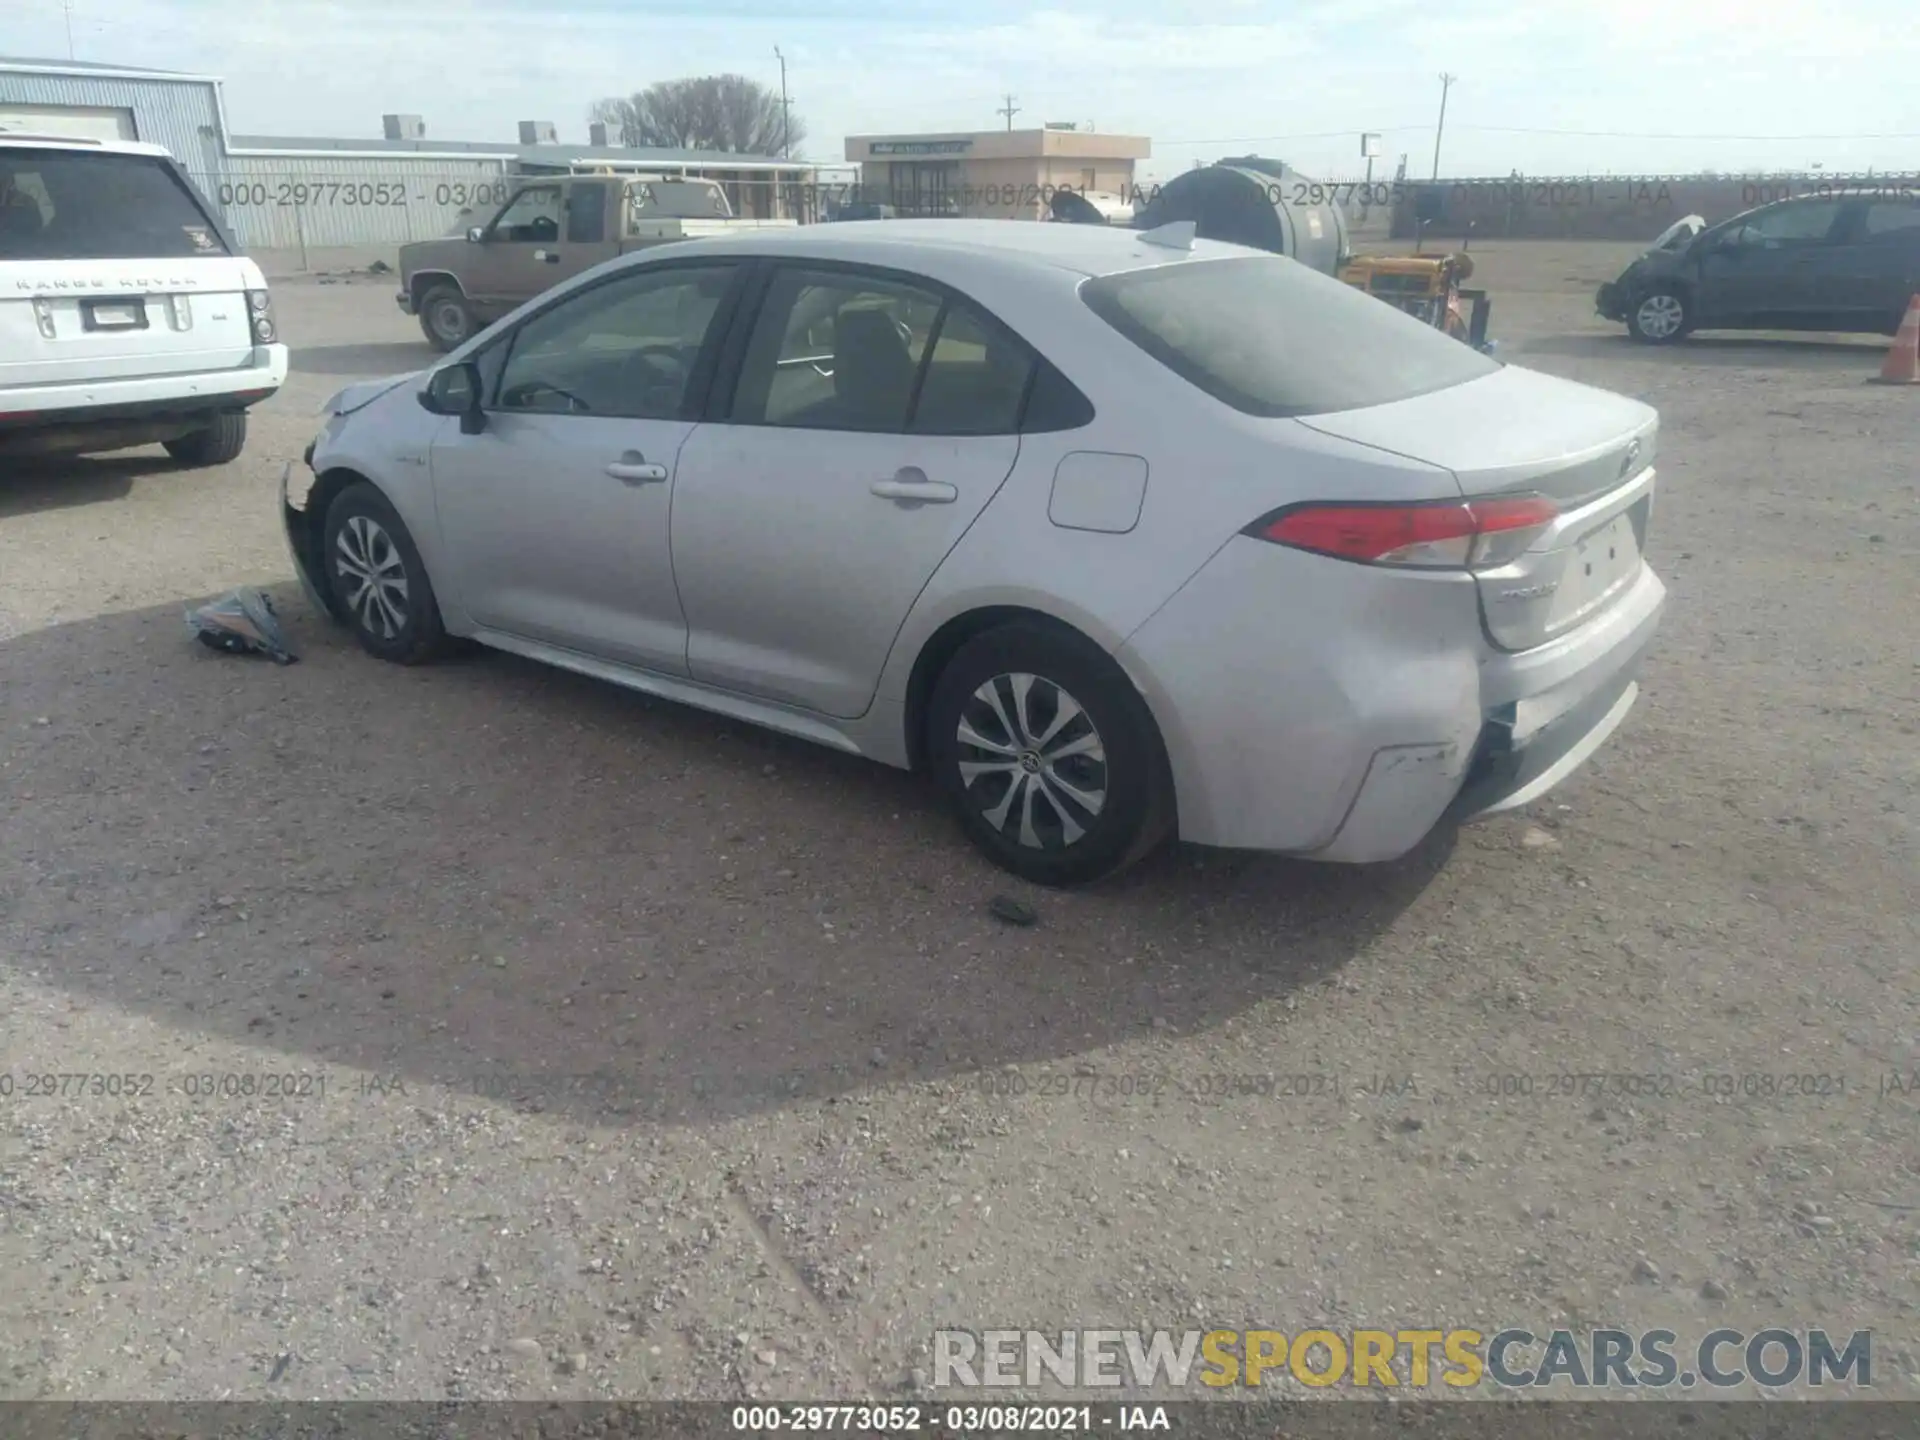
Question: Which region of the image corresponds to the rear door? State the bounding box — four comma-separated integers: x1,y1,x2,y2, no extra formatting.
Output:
0,145,256,389
669,261,1032,717
1855,198,1920,327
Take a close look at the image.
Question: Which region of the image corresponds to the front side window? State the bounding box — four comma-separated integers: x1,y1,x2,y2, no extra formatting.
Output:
1082,254,1499,418
490,185,562,244
731,268,941,432
1726,202,1842,247
0,150,227,260
494,264,736,419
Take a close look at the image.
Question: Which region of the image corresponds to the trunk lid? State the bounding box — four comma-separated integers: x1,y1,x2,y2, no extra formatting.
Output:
2,257,258,387
1299,365,1658,651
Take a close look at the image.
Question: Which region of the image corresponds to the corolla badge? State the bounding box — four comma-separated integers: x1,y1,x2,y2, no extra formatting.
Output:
1619,438,1642,479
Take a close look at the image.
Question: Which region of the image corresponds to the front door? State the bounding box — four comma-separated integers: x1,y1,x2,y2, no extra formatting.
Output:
671,262,1039,717
463,179,619,317
430,260,744,672
1695,199,1843,328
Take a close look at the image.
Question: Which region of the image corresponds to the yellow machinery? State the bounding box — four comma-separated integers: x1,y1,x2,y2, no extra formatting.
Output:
1338,248,1494,351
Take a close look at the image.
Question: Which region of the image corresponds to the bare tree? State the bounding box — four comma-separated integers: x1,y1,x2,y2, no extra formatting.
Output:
589,76,804,156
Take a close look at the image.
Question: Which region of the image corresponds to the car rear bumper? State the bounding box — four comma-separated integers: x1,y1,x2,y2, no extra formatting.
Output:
1596,281,1627,321
1117,537,1665,862
0,347,286,456
0,345,288,421
396,290,415,315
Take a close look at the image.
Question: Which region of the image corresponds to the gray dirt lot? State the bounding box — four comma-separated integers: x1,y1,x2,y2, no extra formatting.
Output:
0,239,1915,1404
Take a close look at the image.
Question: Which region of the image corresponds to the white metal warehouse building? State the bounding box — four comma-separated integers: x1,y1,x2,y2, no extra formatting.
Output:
0,56,823,261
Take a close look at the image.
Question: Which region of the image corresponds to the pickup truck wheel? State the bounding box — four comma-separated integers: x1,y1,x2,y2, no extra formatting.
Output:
418,284,475,352
163,412,247,467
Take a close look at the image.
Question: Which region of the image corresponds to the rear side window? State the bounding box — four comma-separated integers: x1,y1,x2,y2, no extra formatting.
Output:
1081,255,1500,418
0,149,229,260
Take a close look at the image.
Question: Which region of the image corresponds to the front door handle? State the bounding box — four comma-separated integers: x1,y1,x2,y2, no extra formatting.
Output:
871,468,956,504
607,452,669,484
534,249,561,264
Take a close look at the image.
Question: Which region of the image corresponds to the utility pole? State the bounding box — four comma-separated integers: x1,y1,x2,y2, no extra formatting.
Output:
773,46,791,158
62,0,76,58
997,94,1020,131
1431,73,1457,181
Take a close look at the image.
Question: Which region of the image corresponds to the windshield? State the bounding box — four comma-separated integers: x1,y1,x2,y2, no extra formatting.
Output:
0,148,229,260
1082,254,1499,417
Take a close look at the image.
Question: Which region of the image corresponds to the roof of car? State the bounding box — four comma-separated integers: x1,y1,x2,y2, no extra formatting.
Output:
681,219,1263,278
0,133,173,158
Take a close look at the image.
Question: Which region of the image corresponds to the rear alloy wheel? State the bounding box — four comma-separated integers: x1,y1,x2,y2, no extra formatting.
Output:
418,283,476,352
163,412,248,466
1627,288,1689,344
929,623,1172,887
321,482,448,664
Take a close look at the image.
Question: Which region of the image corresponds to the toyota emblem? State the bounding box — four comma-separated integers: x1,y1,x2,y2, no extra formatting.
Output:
1620,438,1642,479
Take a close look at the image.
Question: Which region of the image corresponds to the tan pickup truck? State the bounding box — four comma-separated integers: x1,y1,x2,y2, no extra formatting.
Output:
397,173,797,351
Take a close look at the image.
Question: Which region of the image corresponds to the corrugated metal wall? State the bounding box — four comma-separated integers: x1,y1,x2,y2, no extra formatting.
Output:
189,155,513,250
0,70,222,176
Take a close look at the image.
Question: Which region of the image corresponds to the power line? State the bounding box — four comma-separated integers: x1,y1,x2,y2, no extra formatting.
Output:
1158,123,1920,147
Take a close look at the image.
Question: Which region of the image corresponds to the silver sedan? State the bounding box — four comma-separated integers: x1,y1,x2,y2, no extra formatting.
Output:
288,220,1665,886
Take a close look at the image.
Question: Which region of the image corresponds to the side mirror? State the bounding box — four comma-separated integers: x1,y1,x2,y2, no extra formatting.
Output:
466,226,485,244
419,362,485,433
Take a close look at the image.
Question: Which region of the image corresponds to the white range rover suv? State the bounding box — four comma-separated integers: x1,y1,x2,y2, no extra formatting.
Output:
0,133,288,466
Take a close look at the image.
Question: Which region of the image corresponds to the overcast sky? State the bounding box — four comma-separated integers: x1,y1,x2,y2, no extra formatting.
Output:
6,0,1917,180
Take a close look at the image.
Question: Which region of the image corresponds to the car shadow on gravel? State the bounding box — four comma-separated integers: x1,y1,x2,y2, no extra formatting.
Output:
290,341,438,377
0,590,1450,1129
1520,331,1889,368
0,452,183,517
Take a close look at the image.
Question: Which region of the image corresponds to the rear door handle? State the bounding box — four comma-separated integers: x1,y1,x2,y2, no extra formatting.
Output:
871,469,956,504
607,452,669,484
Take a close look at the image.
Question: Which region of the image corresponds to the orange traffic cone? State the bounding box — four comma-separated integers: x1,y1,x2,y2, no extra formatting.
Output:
1873,294,1920,384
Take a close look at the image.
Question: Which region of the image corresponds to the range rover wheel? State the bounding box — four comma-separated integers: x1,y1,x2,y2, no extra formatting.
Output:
927,622,1173,887
418,283,476,352
321,481,448,664
163,412,247,466
1627,288,1689,344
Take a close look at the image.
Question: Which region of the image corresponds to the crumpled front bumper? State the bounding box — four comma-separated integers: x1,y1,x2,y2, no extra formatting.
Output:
281,451,345,624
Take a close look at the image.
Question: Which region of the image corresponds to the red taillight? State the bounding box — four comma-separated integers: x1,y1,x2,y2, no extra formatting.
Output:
1250,496,1558,570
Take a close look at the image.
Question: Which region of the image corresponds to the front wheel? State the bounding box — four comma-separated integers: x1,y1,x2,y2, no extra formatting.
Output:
320,482,449,664
927,623,1173,887
163,412,247,466
418,283,476,352
1627,287,1689,344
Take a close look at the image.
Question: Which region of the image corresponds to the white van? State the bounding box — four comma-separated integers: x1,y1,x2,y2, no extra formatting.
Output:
0,134,288,466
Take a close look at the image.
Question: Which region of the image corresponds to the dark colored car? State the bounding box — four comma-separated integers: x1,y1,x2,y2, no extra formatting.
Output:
1597,191,1920,343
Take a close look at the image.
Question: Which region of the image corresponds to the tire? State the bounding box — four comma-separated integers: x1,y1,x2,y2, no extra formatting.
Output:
418,282,476,352
927,622,1174,887
320,481,449,664
162,412,247,466
1626,287,1690,344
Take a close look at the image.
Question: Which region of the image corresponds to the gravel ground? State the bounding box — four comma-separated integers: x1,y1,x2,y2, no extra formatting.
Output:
0,240,1915,1405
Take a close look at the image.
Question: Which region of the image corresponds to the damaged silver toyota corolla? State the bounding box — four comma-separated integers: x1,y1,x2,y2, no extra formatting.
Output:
285,221,1664,887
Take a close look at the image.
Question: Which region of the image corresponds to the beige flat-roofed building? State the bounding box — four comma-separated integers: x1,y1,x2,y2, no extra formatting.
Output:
845,127,1150,219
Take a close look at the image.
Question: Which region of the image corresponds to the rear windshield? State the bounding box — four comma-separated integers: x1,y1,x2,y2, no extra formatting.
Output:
1081,254,1499,417
0,149,230,260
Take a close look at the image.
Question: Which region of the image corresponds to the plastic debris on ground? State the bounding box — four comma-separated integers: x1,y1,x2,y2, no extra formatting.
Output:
186,587,298,665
